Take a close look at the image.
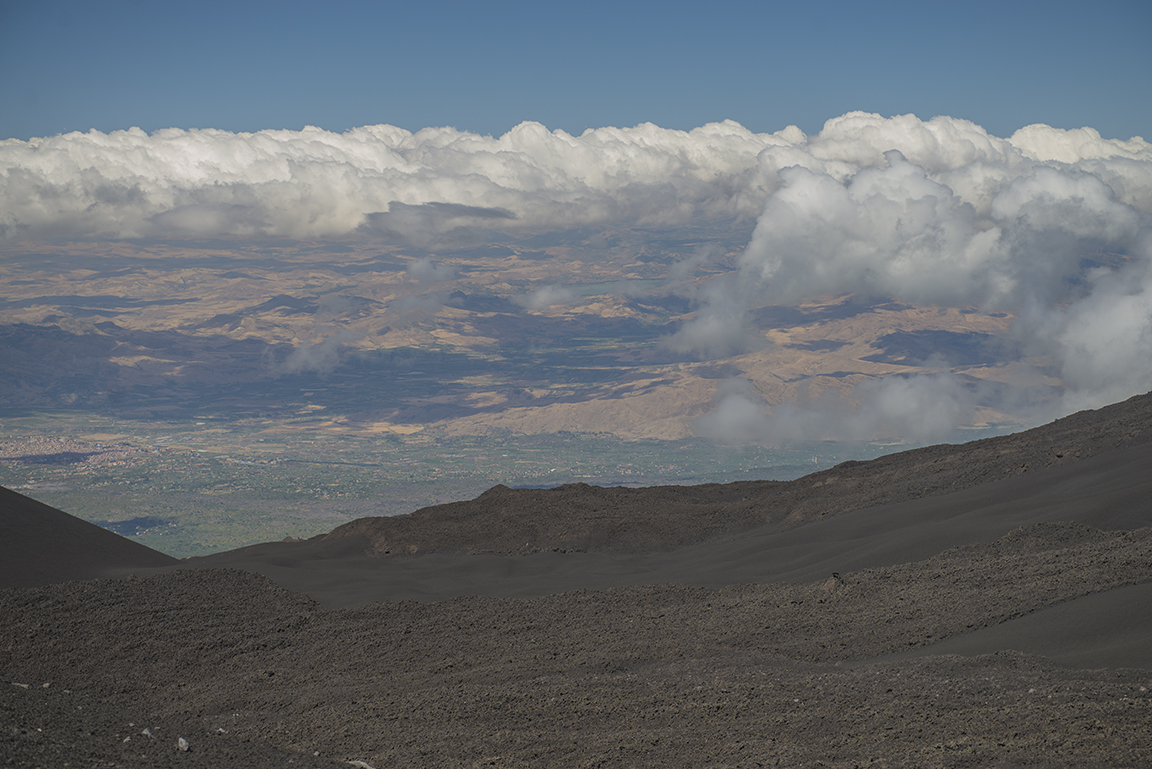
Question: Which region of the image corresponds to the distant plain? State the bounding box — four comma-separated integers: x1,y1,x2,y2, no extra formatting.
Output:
0,229,1052,554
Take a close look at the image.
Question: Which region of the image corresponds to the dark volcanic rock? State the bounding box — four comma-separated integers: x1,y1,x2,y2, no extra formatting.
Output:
3,525,1152,767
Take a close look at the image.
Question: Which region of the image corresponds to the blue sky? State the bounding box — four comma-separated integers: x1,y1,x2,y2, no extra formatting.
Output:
2,0,1149,141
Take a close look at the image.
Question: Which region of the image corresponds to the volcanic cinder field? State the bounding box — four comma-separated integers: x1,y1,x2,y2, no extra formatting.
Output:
3,390,1151,768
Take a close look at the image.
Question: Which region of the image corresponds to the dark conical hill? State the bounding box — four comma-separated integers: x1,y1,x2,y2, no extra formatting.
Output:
0,485,178,589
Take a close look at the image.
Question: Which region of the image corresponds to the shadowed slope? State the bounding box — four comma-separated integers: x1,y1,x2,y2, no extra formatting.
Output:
874,582,1152,670
0,486,178,589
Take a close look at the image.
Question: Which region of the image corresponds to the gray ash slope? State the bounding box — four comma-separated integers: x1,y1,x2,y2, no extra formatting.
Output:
4,527,1152,768
4,392,1152,767
0,486,178,589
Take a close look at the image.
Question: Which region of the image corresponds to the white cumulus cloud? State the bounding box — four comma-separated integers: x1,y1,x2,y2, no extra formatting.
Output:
4,113,1147,246
674,113,1152,439
0,120,792,241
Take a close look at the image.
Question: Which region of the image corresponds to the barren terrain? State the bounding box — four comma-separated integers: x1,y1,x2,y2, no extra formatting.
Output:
3,392,1151,767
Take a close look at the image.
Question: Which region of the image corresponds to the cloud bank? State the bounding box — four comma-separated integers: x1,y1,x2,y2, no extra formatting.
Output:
4,112,1151,440
3,114,1146,243
0,120,779,242
735,119,1147,433
9,113,1140,244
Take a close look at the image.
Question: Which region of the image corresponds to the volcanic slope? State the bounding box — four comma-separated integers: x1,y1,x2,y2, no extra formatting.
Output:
171,391,1152,609
182,436,1152,608
4,394,1152,766
3,526,1152,767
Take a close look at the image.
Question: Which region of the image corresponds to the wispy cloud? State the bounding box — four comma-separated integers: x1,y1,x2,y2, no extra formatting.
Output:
276,328,360,376
405,256,456,283
514,285,578,312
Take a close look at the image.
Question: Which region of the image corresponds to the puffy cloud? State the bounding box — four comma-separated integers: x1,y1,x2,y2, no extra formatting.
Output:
4,113,1148,246
1028,239,1152,412
1009,124,1151,164
680,114,1152,440
734,152,1144,311
0,120,789,241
